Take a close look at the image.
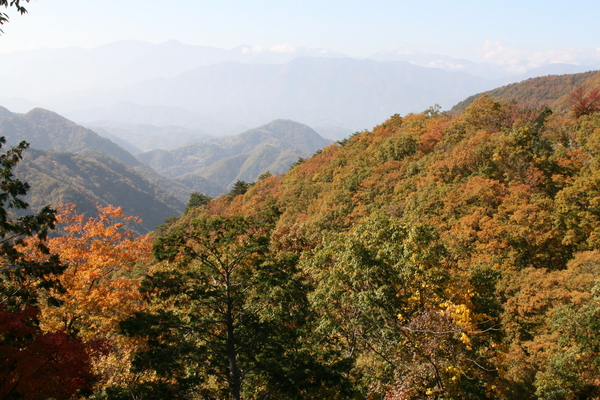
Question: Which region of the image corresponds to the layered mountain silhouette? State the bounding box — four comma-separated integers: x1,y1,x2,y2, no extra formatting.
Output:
3,65,599,233
60,58,494,132
137,119,331,195
0,107,186,232
4,41,594,140
0,107,333,230
63,60,593,138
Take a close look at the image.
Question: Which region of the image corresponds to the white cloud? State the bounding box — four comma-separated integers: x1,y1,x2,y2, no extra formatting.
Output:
381,46,416,56
241,45,267,54
475,40,600,73
240,43,296,55
425,60,465,70
270,42,296,54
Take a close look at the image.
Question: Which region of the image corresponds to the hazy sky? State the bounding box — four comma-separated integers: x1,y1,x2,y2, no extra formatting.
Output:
1,0,599,66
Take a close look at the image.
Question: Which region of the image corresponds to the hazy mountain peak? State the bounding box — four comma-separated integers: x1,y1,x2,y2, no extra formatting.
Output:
0,108,142,167
25,107,71,121
0,106,13,118
262,118,307,130
228,119,331,152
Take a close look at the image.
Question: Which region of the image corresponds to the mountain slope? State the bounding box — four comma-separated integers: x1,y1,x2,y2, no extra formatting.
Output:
16,149,184,233
170,96,600,398
187,146,305,190
452,70,600,112
0,107,141,167
0,107,186,230
137,119,331,195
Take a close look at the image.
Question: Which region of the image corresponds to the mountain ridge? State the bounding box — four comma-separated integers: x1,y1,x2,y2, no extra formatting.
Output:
137,119,331,195
452,70,600,112
0,107,187,231
4,41,596,140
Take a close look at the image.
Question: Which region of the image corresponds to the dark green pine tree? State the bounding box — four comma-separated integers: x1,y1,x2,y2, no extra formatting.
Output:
0,138,64,309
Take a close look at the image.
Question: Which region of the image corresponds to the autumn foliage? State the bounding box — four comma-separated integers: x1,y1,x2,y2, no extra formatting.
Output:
175,93,600,399
5,77,600,399
0,139,99,400
38,204,150,338
38,205,152,393
568,84,600,118
0,306,99,400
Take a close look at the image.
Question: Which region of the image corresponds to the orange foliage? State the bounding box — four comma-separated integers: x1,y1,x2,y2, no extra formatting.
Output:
25,205,154,392
38,204,151,338
419,116,450,153
148,94,600,397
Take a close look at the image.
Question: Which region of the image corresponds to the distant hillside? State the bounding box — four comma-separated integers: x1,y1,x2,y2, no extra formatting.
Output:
15,149,184,233
87,120,215,151
0,107,141,167
137,119,331,195
453,70,600,112
188,146,306,191
0,107,186,231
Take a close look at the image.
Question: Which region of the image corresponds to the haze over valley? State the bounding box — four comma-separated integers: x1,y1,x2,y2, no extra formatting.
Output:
1,40,597,144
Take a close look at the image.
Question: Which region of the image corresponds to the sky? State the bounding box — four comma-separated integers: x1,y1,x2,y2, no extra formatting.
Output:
1,0,600,67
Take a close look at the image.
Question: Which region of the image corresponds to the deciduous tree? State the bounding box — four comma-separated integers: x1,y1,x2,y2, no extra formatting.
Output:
118,210,348,399
568,85,600,118
0,138,97,399
28,204,153,393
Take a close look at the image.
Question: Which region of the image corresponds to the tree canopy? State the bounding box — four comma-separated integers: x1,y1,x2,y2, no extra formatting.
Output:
5,77,600,398
0,138,99,400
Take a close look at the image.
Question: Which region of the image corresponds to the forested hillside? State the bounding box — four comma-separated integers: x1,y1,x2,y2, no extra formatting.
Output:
4,80,600,399
15,149,184,233
0,107,186,231
0,107,140,166
127,92,600,399
454,70,600,112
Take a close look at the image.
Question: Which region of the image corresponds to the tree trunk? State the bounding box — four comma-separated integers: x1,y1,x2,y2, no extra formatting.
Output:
226,284,241,400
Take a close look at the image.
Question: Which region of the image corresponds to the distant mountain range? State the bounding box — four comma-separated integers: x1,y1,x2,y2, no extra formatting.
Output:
369,48,596,80
1,40,596,143
1,67,599,232
51,58,496,136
